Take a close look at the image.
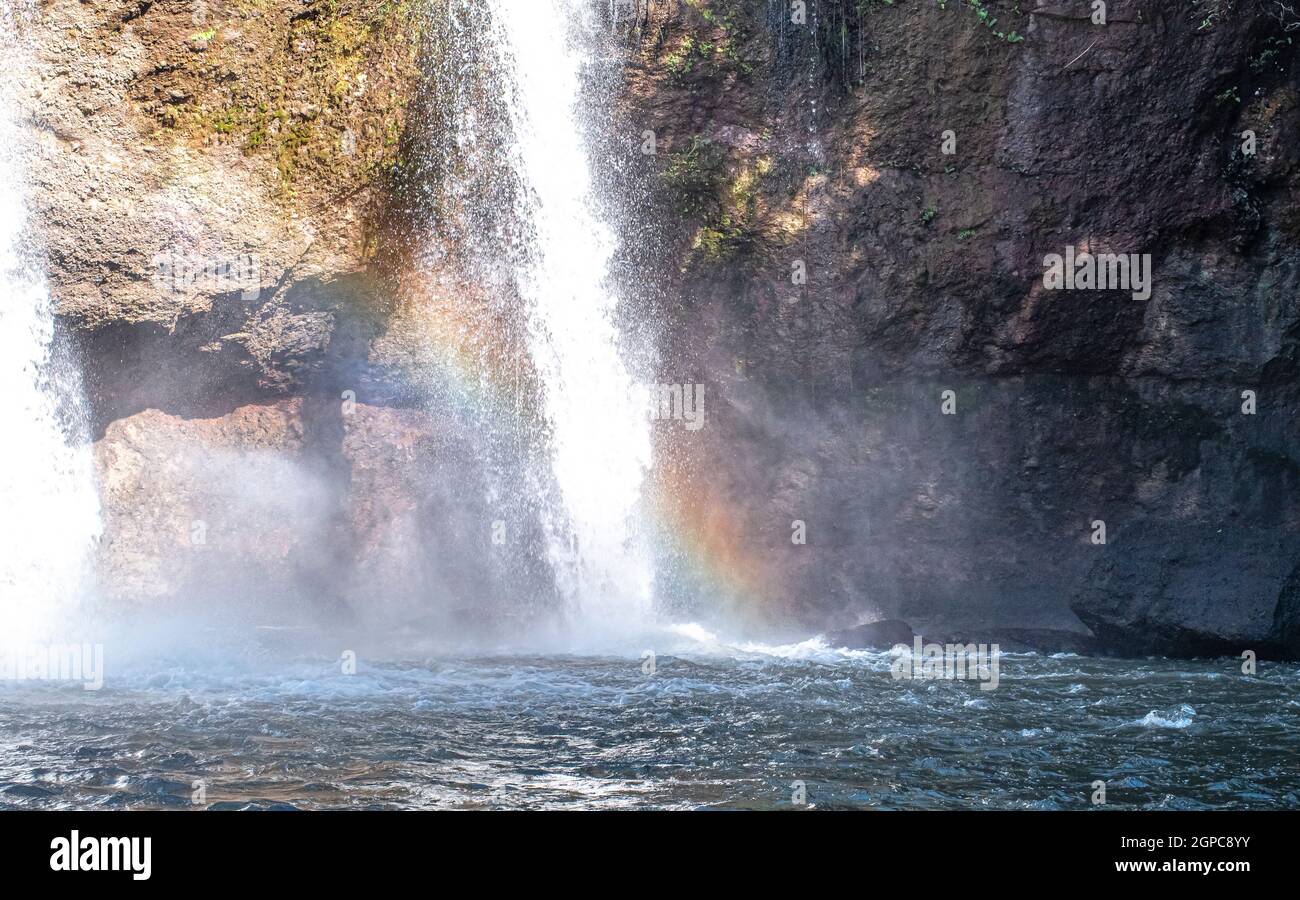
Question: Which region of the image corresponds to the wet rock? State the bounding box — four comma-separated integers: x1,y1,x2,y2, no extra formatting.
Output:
932,628,1099,656
1071,525,1299,659
828,619,914,650
93,400,317,609
92,399,558,627
20,0,1300,661
23,0,426,404
614,0,1300,658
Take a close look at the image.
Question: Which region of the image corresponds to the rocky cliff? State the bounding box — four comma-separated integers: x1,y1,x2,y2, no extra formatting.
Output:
21,0,1300,656
612,0,1300,656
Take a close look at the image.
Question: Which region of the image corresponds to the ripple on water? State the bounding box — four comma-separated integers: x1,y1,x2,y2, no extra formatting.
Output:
0,648,1294,809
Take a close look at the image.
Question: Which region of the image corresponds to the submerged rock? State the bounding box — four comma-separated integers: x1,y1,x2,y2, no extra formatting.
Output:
828,619,915,650
932,628,1099,656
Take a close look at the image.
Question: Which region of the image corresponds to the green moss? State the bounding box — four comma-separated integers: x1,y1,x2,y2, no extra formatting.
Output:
244,103,271,150
664,136,770,263
693,220,742,259
664,136,729,218
664,0,754,83
210,106,239,135
962,0,1025,43
170,0,428,196
1250,36,1292,72
277,120,313,186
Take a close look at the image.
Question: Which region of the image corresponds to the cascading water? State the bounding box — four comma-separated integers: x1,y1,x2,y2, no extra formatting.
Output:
0,2,102,645
478,0,654,635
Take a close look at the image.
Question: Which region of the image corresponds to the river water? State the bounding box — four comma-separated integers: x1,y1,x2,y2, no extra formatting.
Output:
1,628,1296,810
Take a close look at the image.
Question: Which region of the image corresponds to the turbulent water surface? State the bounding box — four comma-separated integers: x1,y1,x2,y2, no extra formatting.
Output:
1,631,1296,810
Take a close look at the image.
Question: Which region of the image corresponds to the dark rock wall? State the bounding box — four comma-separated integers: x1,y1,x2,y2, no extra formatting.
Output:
613,0,1300,655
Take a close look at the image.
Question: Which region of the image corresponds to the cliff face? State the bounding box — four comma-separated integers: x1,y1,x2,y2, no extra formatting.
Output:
27,0,425,424
22,0,1300,655
20,0,459,623
613,0,1300,655
92,398,537,633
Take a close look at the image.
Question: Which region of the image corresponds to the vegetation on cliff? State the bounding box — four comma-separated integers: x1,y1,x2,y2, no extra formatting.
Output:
130,0,428,203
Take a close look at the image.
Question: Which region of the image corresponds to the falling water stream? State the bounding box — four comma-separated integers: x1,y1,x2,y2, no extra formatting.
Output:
0,2,101,646
483,0,654,635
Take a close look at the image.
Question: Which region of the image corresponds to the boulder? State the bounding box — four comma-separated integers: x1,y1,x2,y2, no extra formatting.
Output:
828,619,914,650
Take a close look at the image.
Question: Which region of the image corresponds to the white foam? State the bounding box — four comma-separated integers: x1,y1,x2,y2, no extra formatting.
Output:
1133,704,1197,729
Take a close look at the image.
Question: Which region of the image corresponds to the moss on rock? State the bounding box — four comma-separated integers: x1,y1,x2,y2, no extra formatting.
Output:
130,0,428,204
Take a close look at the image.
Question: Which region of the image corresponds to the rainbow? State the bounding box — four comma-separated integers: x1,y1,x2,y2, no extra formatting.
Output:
389,276,775,620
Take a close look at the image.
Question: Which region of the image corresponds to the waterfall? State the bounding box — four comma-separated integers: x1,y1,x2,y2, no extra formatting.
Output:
0,3,102,644
479,0,654,633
